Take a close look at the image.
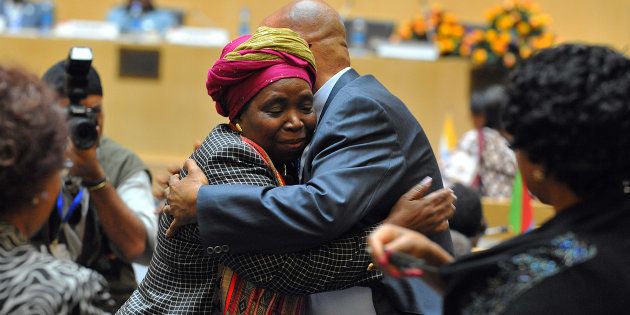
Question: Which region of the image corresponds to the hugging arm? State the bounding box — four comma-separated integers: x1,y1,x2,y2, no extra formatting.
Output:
199,142,380,294
197,98,419,254
224,225,380,295
225,185,455,294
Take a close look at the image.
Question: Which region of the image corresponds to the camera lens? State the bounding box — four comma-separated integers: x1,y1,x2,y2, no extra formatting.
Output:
69,117,98,149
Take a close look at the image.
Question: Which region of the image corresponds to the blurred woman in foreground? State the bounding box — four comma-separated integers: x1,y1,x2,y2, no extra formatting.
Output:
0,65,112,314
369,44,630,314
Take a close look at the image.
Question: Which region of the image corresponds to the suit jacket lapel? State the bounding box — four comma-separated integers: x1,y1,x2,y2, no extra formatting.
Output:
301,68,360,182
319,68,360,122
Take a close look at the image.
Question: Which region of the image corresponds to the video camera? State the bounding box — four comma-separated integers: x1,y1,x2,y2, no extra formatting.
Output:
65,47,99,150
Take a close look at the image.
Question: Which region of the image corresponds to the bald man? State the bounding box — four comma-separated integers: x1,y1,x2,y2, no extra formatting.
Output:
164,1,453,314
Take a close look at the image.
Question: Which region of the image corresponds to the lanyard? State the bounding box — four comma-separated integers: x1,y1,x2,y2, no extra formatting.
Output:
56,189,84,224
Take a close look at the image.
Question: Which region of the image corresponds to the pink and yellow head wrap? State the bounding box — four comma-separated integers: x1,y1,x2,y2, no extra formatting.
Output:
206,26,317,121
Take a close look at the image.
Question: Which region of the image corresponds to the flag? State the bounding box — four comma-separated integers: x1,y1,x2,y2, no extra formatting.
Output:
439,113,458,165
508,171,533,234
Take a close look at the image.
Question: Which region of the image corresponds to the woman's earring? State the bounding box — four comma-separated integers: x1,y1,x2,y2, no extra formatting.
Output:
31,196,40,206
533,169,545,182
235,123,243,133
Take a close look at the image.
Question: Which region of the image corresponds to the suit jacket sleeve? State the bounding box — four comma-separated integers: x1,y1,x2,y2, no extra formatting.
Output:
198,94,409,254
207,142,379,294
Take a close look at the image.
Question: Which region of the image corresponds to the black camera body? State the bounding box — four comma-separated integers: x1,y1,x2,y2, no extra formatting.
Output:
65,47,99,150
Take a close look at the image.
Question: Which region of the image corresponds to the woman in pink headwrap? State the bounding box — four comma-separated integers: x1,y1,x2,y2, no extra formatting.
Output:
205,25,318,184
119,27,377,315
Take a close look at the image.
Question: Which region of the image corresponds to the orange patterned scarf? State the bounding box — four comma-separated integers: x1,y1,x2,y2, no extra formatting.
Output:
218,134,303,315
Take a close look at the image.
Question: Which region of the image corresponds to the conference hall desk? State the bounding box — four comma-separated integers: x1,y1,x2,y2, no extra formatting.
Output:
478,198,555,249
0,33,471,177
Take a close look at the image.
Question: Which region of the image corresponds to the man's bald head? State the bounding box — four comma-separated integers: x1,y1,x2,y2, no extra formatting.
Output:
263,0,343,43
262,0,350,90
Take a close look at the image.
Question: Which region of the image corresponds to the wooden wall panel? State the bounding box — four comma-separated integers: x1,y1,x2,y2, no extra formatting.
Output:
0,35,470,176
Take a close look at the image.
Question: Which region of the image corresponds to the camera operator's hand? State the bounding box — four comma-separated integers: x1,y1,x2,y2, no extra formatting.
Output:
65,137,148,261
66,141,106,182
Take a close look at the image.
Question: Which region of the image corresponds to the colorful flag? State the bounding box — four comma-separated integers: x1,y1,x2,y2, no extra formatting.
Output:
439,113,458,165
508,171,533,234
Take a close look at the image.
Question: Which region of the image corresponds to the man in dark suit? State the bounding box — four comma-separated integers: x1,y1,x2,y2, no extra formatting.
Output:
163,1,453,313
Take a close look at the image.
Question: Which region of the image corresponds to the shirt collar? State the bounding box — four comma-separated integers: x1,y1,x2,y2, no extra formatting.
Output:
312,67,351,123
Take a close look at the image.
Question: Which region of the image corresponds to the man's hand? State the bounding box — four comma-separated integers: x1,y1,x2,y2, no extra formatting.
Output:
160,159,208,237
384,177,456,235
153,164,181,200
154,141,202,204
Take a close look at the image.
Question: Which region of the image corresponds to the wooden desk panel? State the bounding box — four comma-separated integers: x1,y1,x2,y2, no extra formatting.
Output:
478,198,555,247
482,197,555,229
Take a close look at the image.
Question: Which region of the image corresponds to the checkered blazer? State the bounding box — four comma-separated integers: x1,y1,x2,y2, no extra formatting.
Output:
119,124,381,314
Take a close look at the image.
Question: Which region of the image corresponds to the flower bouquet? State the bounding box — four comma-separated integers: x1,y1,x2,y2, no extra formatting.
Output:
394,4,465,56
460,0,555,69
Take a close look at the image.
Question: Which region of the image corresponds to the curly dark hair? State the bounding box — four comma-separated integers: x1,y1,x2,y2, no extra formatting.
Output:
0,66,68,212
504,44,630,197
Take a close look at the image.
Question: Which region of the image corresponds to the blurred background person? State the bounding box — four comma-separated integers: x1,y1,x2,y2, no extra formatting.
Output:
443,85,516,198
369,43,630,314
33,58,156,310
0,0,54,31
448,183,485,257
106,0,182,34
0,65,113,314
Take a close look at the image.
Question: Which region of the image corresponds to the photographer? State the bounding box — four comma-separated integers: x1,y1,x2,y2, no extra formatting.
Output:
35,48,156,310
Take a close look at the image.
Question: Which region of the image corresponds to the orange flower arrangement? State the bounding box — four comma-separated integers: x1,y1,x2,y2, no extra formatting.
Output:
460,0,555,68
430,4,466,56
395,4,465,56
396,14,429,42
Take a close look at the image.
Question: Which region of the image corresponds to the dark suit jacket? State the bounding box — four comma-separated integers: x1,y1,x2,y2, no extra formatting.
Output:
197,69,453,313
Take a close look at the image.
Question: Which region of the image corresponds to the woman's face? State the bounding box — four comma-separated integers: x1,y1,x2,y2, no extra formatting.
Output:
238,78,316,164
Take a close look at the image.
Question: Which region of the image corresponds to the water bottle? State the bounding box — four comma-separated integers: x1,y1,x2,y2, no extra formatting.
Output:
39,0,54,34
350,18,367,50
238,6,250,36
128,0,143,33
349,17,368,56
